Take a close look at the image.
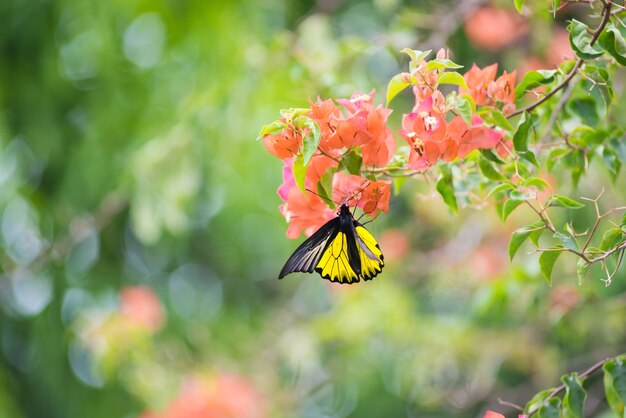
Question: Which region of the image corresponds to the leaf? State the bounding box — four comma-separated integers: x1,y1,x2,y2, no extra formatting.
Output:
514,70,556,98
400,48,431,69
513,112,540,166
577,258,589,285
490,108,514,132
568,96,599,126
339,149,362,175
529,228,544,247
553,231,578,251
604,358,626,416
502,198,525,221
561,373,586,418
436,165,458,214
600,228,624,251
524,388,555,415
455,94,473,126
387,73,412,105
425,58,463,70
536,397,561,418
393,176,406,195
510,221,546,260
297,116,321,165
256,120,285,140
480,148,505,165
438,71,468,89
478,156,507,181
293,154,307,193
514,0,525,13
551,0,561,16
546,147,571,172
568,19,604,59
603,147,621,178
598,24,626,66
524,177,551,190
487,182,515,198
545,195,585,209
316,166,335,203
539,248,563,285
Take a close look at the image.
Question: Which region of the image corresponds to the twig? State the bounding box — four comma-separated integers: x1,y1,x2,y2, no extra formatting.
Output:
509,0,613,119
527,357,611,416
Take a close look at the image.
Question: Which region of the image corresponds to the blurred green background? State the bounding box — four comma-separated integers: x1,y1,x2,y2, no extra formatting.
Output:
1,0,625,417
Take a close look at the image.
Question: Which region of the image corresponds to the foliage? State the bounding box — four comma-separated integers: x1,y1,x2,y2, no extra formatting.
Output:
2,0,626,417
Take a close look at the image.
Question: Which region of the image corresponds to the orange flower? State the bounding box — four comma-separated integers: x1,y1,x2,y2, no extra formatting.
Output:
484,412,505,418
447,115,503,159
280,188,335,238
461,64,498,105
399,106,448,170
262,126,301,159
119,286,164,331
332,172,390,215
488,70,517,104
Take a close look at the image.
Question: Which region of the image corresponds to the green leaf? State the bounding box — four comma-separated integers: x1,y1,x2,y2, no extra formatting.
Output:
426,58,463,70
480,148,505,165
514,0,525,13
502,198,525,221
293,154,307,193
316,166,335,204
400,48,431,70
524,177,550,189
577,258,589,285
297,116,321,165
393,176,407,195
553,231,578,251
510,221,546,260
524,389,555,415
600,228,624,251
539,248,563,285
603,147,621,178
537,397,561,418
514,70,556,98
438,71,468,89
604,358,626,416
568,96,599,126
487,182,515,197
256,120,286,140
568,19,603,59
387,73,413,105
339,149,362,175
512,112,540,167
490,108,515,132
436,165,458,214
529,228,544,248
551,0,561,16
561,373,586,418
545,195,585,209
454,94,473,126
478,156,507,181
546,147,571,172
598,24,626,66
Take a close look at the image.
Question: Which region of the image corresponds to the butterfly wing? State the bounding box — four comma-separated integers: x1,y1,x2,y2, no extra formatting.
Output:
278,217,340,279
352,220,385,281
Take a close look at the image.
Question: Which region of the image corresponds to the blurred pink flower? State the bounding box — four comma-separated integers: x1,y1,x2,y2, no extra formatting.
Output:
119,286,164,331
141,374,265,418
464,6,528,51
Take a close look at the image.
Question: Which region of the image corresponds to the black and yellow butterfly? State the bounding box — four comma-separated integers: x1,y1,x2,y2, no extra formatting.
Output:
278,204,384,284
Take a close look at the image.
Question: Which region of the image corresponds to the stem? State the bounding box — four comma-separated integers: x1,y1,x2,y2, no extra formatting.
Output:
508,0,613,119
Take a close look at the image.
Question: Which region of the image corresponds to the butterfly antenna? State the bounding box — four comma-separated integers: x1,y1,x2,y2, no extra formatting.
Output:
305,188,338,206
359,208,382,225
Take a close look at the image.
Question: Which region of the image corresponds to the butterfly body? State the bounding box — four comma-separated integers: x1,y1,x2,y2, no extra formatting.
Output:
279,204,384,284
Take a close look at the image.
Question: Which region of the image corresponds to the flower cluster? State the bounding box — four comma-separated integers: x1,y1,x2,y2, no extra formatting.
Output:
260,50,516,238
399,56,514,171
262,92,393,238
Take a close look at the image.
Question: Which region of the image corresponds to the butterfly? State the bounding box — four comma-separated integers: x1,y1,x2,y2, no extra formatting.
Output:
278,204,384,284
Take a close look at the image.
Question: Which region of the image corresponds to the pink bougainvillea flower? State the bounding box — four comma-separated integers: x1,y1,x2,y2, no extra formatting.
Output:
327,114,372,148
262,126,302,160
488,70,517,104
119,286,164,331
332,172,390,215
141,374,266,418
448,115,503,159
277,158,296,202
305,154,339,190
483,412,505,418
461,63,498,105
280,187,335,239
399,109,448,170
